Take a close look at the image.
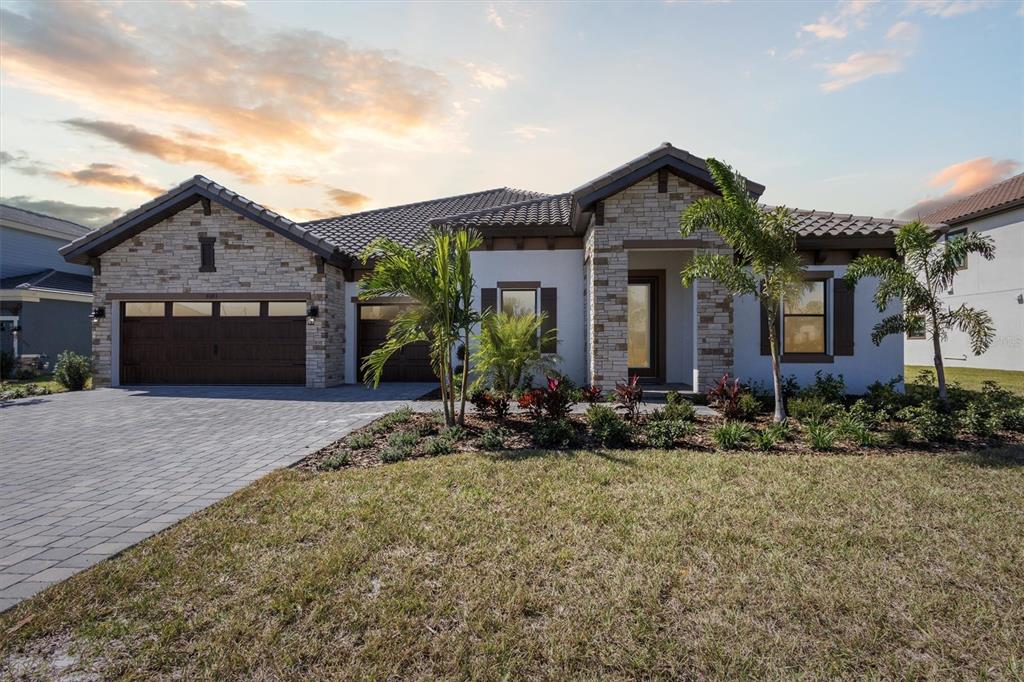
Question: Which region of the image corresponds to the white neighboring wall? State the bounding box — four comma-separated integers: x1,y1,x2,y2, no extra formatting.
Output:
905,206,1024,372
733,266,905,394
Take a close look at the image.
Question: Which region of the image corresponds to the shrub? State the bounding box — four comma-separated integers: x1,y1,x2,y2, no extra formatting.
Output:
439,425,467,442
0,351,12,380
800,371,846,403
478,427,509,451
470,390,493,417
848,399,881,429
644,419,692,449
888,425,913,446
488,392,512,420
472,311,555,392
788,396,836,423
530,418,579,449
614,375,644,421
14,367,36,381
958,401,997,438
765,420,793,442
320,450,351,470
541,376,575,419
664,396,696,422
712,421,751,450
53,350,91,391
380,446,414,463
348,432,375,450
835,415,875,447
707,374,743,419
805,422,838,451
998,407,1024,433
864,377,905,419
898,404,956,443
372,406,414,433
0,382,53,401
580,385,603,404
517,388,546,420
752,428,779,451
736,393,762,421
424,436,455,456
387,429,420,450
587,404,632,447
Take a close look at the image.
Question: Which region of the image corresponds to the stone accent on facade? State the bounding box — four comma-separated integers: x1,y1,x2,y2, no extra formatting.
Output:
584,173,733,391
90,202,344,388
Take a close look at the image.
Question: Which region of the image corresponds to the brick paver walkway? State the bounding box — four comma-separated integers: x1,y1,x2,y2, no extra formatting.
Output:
0,383,431,612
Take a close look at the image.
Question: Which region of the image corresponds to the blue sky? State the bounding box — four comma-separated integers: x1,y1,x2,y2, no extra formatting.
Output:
1,0,1021,226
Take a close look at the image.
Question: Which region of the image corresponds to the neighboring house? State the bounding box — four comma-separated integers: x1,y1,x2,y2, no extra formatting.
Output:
62,143,920,393
1,204,93,368
903,173,1024,373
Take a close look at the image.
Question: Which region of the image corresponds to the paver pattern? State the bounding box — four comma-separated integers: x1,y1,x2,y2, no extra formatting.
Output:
0,383,431,611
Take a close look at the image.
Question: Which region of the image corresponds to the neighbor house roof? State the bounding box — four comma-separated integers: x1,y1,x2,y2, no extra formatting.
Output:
0,269,92,295
921,172,1024,226
302,187,548,254
0,204,91,241
778,207,940,239
429,193,573,230
61,175,344,265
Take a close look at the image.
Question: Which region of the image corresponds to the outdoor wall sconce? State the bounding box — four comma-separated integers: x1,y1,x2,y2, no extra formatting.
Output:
307,305,319,325
91,306,106,323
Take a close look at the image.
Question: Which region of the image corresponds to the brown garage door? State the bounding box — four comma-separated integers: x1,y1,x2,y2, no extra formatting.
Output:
357,304,434,382
120,300,306,384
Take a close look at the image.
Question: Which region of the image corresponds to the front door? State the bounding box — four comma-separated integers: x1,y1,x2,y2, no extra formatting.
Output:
627,271,664,381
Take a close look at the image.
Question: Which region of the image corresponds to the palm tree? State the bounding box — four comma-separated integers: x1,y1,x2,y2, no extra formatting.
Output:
679,159,806,422
844,221,995,405
471,311,557,392
359,227,482,425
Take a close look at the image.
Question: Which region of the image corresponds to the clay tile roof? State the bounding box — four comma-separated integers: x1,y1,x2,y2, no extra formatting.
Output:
921,172,1024,226
765,206,942,238
429,193,573,229
302,187,549,255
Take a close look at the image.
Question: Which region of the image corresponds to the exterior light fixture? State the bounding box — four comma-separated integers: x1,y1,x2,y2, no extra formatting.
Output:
306,305,319,325
91,306,106,323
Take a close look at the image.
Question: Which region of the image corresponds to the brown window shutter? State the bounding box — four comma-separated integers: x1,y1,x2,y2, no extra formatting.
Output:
540,287,557,353
760,303,779,356
481,287,497,314
833,279,855,356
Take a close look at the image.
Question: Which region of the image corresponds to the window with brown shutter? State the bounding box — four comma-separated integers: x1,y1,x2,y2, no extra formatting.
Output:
833,279,855,356
540,287,557,353
481,288,497,314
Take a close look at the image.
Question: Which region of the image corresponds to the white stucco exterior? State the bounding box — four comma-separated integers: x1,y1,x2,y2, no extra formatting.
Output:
904,206,1024,372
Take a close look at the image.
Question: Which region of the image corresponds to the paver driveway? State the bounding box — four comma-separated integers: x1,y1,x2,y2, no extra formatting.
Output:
0,383,432,611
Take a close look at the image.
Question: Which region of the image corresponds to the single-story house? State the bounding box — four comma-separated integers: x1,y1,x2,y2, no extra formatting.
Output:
1,204,93,369
61,143,924,393
905,173,1023,373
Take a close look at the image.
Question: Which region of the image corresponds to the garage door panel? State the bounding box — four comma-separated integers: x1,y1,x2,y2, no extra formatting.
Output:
357,311,433,383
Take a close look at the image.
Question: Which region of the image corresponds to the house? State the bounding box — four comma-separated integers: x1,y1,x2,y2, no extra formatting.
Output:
904,173,1024,373
1,204,93,369
61,143,917,393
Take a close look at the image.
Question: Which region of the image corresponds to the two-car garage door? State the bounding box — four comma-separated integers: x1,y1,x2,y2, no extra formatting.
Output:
120,300,306,385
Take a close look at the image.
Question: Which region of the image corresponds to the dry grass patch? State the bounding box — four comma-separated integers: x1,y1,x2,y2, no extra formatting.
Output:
2,447,1023,679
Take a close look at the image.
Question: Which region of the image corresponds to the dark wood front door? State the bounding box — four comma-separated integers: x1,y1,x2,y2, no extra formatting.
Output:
357,304,434,382
120,301,305,385
627,271,666,382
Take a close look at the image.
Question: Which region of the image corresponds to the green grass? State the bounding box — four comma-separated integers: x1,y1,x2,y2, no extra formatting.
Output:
3,448,1023,678
906,365,1024,396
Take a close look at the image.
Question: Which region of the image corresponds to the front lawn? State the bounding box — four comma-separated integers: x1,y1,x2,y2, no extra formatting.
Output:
3,447,1022,679
906,365,1024,396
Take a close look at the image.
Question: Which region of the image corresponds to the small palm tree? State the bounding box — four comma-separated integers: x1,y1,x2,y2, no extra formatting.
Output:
845,221,995,405
471,311,556,392
359,227,482,425
679,158,806,422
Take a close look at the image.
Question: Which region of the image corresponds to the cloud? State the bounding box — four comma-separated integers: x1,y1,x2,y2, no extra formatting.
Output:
62,119,263,182
0,195,124,227
905,0,993,17
507,126,552,141
885,21,920,41
55,163,165,196
801,0,878,39
819,20,918,91
898,157,1021,219
465,63,514,90
0,2,452,181
326,187,371,212
486,4,506,29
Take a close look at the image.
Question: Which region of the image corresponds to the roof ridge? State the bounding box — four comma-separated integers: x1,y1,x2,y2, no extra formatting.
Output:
300,187,550,225
0,203,91,229
430,191,572,224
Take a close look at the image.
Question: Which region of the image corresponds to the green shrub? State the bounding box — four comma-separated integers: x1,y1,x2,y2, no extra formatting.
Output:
320,450,351,470
997,407,1024,432
805,422,838,451
424,436,455,456
530,418,579,449
888,425,913,446
439,425,467,442
898,404,956,443
788,396,837,423
662,392,697,422
372,406,414,433
834,413,874,446
800,371,846,403
864,377,905,419
848,399,881,429
478,427,509,451
380,446,414,463
736,392,763,421
958,402,997,438
752,428,779,451
53,350,91,391
765,421,793,442
644,419,692,449
711,421,751,450
586,405,632,447
347,432,375,450
387,429,420,450
0,382,53,401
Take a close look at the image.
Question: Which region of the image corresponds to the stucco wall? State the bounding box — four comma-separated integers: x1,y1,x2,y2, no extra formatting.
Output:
91,201,344,387
734,266,904,394
905,206,1024,372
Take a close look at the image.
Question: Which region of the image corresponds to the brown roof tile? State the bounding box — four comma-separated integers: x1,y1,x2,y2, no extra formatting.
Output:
921,172,1024,225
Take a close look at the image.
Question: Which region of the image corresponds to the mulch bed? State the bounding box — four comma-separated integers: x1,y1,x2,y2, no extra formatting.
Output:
295,408,1024,472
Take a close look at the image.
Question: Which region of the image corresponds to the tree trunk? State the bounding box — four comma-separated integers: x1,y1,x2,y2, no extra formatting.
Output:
438,356,451,426
930,310,948,406
768,323,786,423
458,333,470,425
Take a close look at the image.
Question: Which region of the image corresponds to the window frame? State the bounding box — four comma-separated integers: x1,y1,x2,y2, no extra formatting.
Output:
945,228,968,271
199,236,216,273
499,288,538,318
781,280,828,356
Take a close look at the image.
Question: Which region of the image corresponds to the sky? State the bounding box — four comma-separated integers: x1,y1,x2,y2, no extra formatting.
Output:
1,0,1022,227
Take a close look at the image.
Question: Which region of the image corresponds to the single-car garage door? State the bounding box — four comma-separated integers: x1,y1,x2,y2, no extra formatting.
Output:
357,303,434,382
120,300,306,384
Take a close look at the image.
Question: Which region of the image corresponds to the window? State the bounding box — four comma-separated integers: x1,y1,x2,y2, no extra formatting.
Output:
267,301,306,316
360,304,416,321
172,301,212,317
500,289,536,317
906,316,926,340
946,229,967,270
627,283,651,368
783,281,826,354
199,237,216,272
220,301,260,317
124,302,164,317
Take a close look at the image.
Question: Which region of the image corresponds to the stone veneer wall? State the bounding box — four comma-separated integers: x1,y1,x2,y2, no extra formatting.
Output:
584,173,733,391
91,201,344,388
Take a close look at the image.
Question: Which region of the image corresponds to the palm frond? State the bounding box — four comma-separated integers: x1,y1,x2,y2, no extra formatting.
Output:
942,304,995,355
